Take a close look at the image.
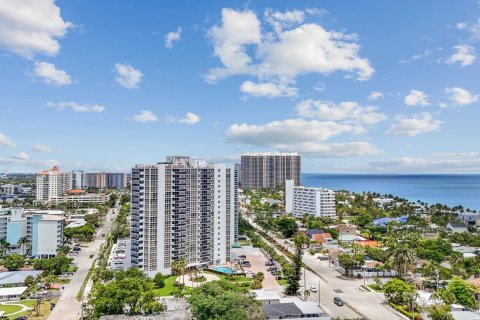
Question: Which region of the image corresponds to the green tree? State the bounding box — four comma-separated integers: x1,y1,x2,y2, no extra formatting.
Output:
56,245,71,256
383,278,415,305
387,245,416,278
429,304,454,320
284,233,308,296
2,254,24,271
250,272,264,290
447,277,477,308
153,272,165,288
276,217,298,238
0,238,10,257
187,280,265,320
172,258,187,285
17,236,29,256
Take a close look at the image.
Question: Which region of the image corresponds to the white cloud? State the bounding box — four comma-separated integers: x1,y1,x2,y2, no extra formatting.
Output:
206,8,374,95
367,91,383,101
368,152,480,173
32,144,54,153
0,0,73,58
227,119,359,145
47,102,106,113
264,8,305,33
13,152,30,161
404,90,429,106
115,63,143,89
167,112,200,125
240,81,297,97
387,112,441,136
132,110,158,123
446,45,476,67
226,118,378,157
0,156,59,170
456,22,467,30
445,87,479,106
0,132,16,148
206,8,261,83
30,61,71,86
296,99,386,125
165,27,182,48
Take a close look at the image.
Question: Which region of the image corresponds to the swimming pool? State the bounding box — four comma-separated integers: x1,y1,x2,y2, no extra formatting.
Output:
211,266,236,275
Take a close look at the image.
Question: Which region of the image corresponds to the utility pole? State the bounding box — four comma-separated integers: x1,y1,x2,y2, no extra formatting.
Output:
318,280,321,305
303,267,307,301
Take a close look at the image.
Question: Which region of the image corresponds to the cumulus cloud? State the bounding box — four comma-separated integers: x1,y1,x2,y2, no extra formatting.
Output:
296,99,386,125
13,152,30,161
206,8,374,97
264,8,305,33
167,112,200,125
226,119,377,157
165,27,182,48
367,91,383,101
47,102,106,113
387,112,441,136
240,81,297,97
445,87,479,106
32,144,54,153
30,61,71,86
446,45,476,67
132,110,158,123
115,63,143,89
404,90,429,106
0,132,16,148
0,0,73,58
368,152,480,173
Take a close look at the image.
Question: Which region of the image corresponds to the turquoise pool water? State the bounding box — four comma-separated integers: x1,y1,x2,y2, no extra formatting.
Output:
211,266,236,275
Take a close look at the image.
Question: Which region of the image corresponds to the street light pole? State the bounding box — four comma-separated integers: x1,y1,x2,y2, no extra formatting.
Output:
318,280,321,305
303,267,307,301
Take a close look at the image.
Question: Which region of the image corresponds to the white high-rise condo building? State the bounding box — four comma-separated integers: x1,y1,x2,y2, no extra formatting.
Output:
240,152,301,189
36,166,71,204
130,156,238,276
285,180,336,219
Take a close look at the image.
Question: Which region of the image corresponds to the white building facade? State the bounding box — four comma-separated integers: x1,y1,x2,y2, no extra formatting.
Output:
130,156,238,276
285,180,336,219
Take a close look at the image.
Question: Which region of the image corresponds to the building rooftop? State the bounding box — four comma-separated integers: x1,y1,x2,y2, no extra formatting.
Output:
251,290,281,301
0,286,27,296
0,270,42,286
262,303,302,318
242,152,299,156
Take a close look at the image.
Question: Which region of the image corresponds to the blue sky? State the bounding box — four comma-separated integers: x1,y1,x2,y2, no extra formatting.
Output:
1,0,480,173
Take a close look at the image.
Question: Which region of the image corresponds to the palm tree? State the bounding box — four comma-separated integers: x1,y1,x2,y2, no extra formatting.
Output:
0,239,10,257
172,258,187,285
388,245,416,278
17,236,29,257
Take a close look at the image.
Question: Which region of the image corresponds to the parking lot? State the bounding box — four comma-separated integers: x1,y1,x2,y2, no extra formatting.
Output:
232,246,280,289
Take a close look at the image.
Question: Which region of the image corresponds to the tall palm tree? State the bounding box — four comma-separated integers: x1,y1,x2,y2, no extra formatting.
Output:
17,236,29,257
0,239,10,257
388,245,416,278
172,258,187,285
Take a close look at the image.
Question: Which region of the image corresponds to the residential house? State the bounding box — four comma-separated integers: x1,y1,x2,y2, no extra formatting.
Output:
446,222,469,233
312,233,333,244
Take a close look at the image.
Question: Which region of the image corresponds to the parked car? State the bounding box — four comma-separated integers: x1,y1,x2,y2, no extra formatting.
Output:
267,266,276,272
241,261,251,267
334,297,344,306
265,261,274,266
238,255,246,260
310,286,317,293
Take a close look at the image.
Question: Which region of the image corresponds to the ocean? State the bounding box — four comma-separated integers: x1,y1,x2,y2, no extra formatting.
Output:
301,174,480,211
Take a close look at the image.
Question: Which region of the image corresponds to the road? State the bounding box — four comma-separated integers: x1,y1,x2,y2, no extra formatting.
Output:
246,217,406,320
48,205,119,320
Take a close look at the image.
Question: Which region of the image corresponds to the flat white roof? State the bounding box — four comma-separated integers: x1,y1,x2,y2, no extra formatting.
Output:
0,286,27,296
293,300,323,314
252,290,281,300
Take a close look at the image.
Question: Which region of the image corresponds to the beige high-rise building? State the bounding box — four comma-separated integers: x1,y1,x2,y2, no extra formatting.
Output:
35,166,71,204
240,152,301,189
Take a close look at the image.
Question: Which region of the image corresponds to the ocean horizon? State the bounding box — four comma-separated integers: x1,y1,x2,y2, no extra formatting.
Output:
302,173,480,211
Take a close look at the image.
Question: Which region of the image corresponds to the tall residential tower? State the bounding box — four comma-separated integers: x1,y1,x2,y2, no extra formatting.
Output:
130,156,238,276
240,152,301,189
36,166,71,204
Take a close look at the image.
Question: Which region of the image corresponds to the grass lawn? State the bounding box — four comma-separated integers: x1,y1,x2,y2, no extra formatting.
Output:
277,279,288,286
0,299,37,320
28,298,58,320
367,284,384,292
238,239,251,245
67,266,78,273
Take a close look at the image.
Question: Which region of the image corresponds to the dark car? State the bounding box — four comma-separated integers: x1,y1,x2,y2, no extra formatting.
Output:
238,255,246,260
73,246,81,252
14,317,27,320
334,297,344,306
267,266,276,271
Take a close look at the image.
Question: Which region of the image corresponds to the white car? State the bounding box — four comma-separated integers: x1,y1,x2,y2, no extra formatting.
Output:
310,286,318,293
